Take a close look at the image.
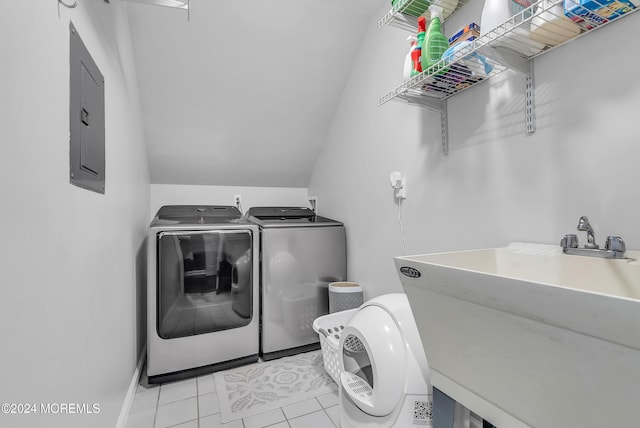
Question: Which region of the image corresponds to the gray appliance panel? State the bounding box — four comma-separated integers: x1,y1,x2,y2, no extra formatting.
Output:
261,225,346,355
147,223,260,377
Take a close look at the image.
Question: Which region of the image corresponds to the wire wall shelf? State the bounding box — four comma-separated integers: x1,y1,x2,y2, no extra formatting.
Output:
378,0,640,153
379,0,468,31
379,44,510,107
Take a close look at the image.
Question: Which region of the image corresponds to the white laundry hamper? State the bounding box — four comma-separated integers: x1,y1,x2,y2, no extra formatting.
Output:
329,282,364,313
312,308,359,383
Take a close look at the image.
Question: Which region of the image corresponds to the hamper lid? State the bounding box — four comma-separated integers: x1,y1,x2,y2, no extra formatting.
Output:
329,282,363,293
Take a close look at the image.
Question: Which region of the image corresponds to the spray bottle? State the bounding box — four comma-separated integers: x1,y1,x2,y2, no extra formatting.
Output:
412,17,427,77
421,5,449,73
403,35,418,80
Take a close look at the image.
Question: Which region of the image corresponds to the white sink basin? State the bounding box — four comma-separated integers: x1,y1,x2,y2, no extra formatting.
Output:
395,243,640,428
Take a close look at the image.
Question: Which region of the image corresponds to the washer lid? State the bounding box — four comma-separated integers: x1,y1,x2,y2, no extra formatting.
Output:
340,305,406,417
247,206,343,227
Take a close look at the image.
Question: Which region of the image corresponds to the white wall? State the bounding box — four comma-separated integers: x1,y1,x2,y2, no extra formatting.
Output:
308,4,640,299
150,184,310,219
0,1,149,427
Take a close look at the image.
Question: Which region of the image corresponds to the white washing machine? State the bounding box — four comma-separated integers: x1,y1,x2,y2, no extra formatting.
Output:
339,293,433,428
146,206,259,384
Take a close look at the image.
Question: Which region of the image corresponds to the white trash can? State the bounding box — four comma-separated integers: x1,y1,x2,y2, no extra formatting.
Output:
329,282,364,313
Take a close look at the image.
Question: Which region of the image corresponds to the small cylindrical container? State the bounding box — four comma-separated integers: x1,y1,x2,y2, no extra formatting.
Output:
329,282,364,313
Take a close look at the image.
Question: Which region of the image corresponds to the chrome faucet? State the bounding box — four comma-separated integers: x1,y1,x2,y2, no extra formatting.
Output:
577,216,598,249
560,216,626,259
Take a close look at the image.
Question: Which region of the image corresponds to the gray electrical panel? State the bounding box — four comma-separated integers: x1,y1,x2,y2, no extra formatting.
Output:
69,22,105,194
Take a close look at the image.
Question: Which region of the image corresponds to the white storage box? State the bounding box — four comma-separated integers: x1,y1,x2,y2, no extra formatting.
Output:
329,282,364,313
312,308,359,384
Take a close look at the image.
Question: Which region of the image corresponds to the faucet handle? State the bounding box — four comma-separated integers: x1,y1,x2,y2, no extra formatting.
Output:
561,234,579,249
605,236,626,253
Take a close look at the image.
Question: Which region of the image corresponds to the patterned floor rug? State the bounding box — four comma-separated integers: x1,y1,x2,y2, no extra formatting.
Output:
214,350,337,422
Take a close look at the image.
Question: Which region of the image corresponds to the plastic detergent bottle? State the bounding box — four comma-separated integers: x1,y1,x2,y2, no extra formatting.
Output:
480,0,544,55
421,5,449,73
530,0,580,46
403,35,418,80
413,18,427,76
431,0,459,19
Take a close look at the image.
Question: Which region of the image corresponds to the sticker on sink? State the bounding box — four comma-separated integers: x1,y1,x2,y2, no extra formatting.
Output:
400,266,421,278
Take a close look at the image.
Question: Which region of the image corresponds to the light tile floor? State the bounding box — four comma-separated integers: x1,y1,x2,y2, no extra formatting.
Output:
126,366,341,428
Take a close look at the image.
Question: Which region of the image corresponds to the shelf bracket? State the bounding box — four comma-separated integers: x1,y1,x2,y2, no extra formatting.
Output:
477,45,536,135
441,99,449,155
400,94,449,155
525,60,535,135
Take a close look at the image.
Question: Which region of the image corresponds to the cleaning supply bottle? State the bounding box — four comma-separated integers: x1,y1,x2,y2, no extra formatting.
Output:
431,0,459,19
530,0,580,46
413,18,427,76
480,0,544,55
421,5,449,73
403,35,418,80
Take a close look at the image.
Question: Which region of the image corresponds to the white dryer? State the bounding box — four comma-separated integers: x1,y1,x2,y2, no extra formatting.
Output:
339,293,433,428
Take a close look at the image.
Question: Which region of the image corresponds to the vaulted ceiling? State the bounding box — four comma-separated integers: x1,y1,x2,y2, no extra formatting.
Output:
126,0,387,187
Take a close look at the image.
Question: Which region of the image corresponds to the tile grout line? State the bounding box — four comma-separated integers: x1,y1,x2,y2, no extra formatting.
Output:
283,396,325,421
196,377,200,428
322,406,338,428
279,397,336,428
153,384,160,428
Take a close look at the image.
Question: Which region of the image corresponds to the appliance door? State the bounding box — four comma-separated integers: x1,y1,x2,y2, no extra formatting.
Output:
157,229,253,339
261,226,346,354
147,226,260,378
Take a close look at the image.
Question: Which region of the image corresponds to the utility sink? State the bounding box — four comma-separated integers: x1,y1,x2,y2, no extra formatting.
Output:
395,243,640,428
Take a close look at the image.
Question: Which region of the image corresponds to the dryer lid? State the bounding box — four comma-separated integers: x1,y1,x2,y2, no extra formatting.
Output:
247,206,315,218
247,206,343,227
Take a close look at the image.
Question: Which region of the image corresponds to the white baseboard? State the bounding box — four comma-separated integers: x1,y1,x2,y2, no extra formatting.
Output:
115,346,146,428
